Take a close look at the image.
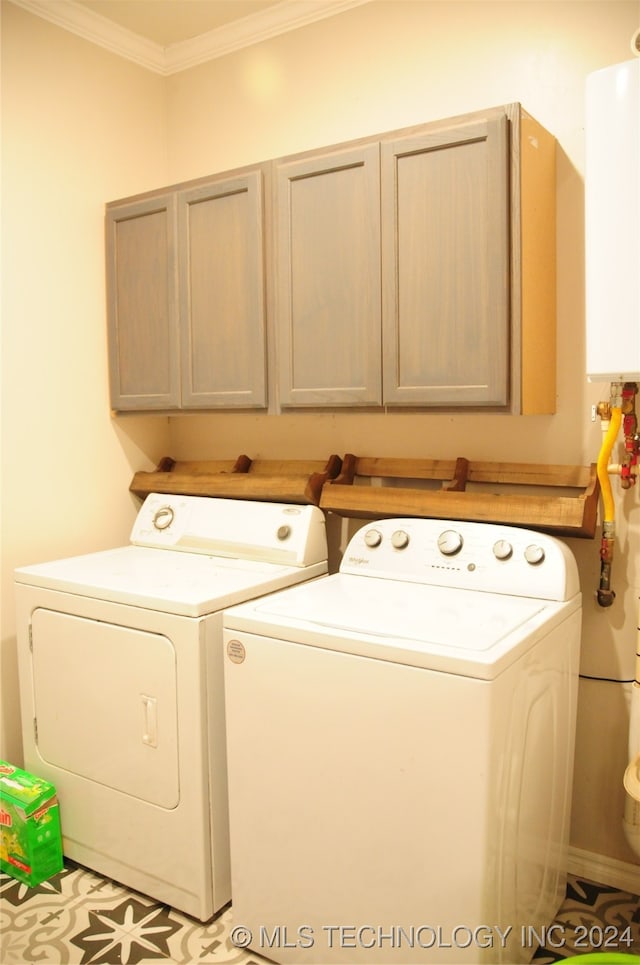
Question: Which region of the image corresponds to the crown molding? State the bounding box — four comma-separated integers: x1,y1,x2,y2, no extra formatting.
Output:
8,0,166,72
7,0,372,75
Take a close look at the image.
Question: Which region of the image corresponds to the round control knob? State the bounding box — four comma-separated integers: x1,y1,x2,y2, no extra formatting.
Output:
364,528,382,548
152,506,174,531
277,525,292,541
524,543,546,565
437,529,463,556
391,529,410,550
493,539,513,561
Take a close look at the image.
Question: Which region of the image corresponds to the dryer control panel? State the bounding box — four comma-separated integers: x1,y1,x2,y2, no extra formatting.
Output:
341,518,579,601
130,494,327,566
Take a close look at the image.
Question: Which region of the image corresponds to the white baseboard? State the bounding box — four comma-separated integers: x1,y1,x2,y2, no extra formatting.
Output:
568,845,640,895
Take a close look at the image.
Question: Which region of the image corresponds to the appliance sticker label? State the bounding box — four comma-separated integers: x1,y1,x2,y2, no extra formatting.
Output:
227,640,246,664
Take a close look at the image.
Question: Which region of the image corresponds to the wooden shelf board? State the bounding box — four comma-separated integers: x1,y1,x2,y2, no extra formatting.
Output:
130,454,599,536
130,455,342,506
320,456,599,538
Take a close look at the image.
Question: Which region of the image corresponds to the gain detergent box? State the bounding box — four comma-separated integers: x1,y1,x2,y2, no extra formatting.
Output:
0,761,63,886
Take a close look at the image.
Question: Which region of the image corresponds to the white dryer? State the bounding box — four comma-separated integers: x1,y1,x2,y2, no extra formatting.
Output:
15,493,327,921
223,517,582,964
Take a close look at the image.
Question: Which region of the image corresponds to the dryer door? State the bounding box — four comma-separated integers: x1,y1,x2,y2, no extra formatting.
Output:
30,608,179,808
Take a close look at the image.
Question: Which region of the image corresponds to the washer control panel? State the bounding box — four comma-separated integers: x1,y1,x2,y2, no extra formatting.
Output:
341,518,578,601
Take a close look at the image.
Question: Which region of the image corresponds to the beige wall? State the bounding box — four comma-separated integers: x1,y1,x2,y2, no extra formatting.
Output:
0,1,171,762
2,0,639,878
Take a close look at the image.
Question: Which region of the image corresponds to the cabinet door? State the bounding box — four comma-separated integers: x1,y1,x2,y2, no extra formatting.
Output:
106,195,180,409
381,116,510,406
178,171,267,408
275,144,381,406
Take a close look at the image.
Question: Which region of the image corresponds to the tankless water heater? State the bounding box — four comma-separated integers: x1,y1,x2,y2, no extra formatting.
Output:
585,58,640,382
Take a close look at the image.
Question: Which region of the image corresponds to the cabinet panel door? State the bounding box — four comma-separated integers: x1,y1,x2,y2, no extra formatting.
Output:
106,195,180,409
276,144,382,406
178,172,267,408
382,116,510,406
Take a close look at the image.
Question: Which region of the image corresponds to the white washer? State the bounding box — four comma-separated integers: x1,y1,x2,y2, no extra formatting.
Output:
223,517,582,964
15,493,327,921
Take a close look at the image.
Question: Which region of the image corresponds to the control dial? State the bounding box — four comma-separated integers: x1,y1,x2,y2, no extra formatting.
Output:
391,529,410,550
277,525,292,541
437,529,463,556
493,539,513,561
364,529,382,548
152,506,174,531
524,544,546,565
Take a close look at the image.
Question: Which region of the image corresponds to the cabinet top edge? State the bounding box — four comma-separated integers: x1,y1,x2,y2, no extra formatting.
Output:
106,101,544,209
270,102,529,166
106,159,271,209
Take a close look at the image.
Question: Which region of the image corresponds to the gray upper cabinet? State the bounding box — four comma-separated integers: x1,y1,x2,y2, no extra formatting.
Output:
272,104,555,413
178,173,267,408
381,115,510,406
379,103,556,414
106,168,268,411
106,194,180,410
274,143,382,407
106,104,554,414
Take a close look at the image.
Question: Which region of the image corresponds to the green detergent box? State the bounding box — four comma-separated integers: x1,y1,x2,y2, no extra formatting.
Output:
0,761,63,886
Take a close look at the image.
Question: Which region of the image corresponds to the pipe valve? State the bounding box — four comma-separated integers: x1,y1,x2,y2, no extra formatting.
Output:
595,381,639,606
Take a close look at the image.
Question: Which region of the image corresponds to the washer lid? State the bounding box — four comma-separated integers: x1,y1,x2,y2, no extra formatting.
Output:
225,573,579,678
15,545,327,617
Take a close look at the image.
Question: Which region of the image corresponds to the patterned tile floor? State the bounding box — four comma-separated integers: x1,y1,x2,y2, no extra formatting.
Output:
0,861,638,964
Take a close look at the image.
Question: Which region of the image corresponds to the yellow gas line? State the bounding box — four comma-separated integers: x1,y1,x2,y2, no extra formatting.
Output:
596,403,622,607
597,405,622,522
